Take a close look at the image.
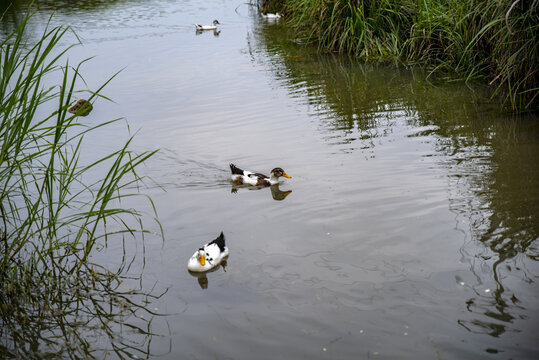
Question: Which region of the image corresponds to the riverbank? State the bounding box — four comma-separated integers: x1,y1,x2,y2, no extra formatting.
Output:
261,0,538,113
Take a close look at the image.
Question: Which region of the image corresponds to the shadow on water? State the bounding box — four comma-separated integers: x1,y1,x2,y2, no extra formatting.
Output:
251,15,539,340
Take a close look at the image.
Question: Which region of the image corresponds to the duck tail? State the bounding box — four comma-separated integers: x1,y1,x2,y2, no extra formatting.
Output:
230,163,244,175
210,232,226,251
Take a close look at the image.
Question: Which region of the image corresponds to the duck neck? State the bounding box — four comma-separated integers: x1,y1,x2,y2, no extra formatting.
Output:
269,175,280,185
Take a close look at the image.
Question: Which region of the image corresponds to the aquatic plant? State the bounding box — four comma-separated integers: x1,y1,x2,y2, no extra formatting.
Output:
0,12,163,358
261,0,538,113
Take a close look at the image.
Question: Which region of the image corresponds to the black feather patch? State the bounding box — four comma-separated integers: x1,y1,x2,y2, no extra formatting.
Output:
209,232,226,252
252,172,269,179
230,164,244,175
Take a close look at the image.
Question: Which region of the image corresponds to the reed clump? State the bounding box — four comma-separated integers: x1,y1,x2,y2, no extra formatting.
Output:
1,13,162,358
261,0,538,113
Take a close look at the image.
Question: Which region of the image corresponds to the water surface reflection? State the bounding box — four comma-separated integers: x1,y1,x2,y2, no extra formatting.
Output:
231,183,292,201
2,0,538,359
189,259,229,289
251,13,539,353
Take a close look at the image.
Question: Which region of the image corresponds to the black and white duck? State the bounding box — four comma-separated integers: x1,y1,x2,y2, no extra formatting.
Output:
187,232,229,272
230,163,291,186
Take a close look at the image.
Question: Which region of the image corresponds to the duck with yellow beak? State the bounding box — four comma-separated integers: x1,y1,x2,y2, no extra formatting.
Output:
188,232,229,272
230,163,291,186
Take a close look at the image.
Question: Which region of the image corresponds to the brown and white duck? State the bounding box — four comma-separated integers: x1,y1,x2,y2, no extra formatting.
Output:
230,163,291,186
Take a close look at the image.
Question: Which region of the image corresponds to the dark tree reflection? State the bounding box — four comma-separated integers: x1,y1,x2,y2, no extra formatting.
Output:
251,16,539,340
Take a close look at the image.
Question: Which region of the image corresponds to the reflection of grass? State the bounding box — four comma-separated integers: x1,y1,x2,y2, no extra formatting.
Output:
255,14,539,340
1,12,163,358
428,336,443,360
262,0,538,113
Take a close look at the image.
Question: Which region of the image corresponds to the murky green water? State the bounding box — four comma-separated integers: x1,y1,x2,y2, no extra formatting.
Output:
2,0,538,359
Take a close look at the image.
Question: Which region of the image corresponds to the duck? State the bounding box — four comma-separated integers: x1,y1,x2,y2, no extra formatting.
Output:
68,99,93,116
187,232,229,272
230,163,291,186
261,12,283,19
194,20,220,31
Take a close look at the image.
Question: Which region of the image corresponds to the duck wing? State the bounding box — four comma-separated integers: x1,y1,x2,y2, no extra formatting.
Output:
250,172,268,179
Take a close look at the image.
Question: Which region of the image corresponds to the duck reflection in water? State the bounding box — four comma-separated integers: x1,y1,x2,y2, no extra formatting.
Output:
195,28,221,37
188,259,228,289
231,183,292,201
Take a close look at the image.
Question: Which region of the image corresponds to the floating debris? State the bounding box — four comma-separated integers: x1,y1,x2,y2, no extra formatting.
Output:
68,99,93,116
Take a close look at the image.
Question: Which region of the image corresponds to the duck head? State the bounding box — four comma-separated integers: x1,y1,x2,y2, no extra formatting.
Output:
213,20,220,25
271,167,291,179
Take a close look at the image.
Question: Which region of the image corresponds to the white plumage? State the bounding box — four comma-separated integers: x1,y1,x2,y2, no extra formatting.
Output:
194,20,220,31
261,13,283,19
187,232,229,272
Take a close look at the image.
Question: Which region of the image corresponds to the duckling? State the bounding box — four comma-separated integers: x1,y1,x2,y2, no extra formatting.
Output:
230,163,291,186
187,232,229,272
194,20,220,31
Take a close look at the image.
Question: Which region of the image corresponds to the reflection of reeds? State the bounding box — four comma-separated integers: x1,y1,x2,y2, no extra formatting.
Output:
1,12,163,358
263,0,538,113
447,117,539,337
254,14,539,338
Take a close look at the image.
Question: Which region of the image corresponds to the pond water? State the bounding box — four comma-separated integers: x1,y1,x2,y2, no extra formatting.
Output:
2,0,539,359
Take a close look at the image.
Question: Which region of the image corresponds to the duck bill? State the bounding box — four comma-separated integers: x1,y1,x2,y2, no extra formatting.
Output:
199,253,206,266
282,172,291,179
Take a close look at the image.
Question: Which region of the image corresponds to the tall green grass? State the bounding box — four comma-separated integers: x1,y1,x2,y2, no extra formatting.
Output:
1,13,162,358
262,0,538,113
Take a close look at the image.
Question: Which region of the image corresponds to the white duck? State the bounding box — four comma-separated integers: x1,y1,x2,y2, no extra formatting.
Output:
187,232,229,272
230,163,291,186
261,13,283,19
194,20,220,31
